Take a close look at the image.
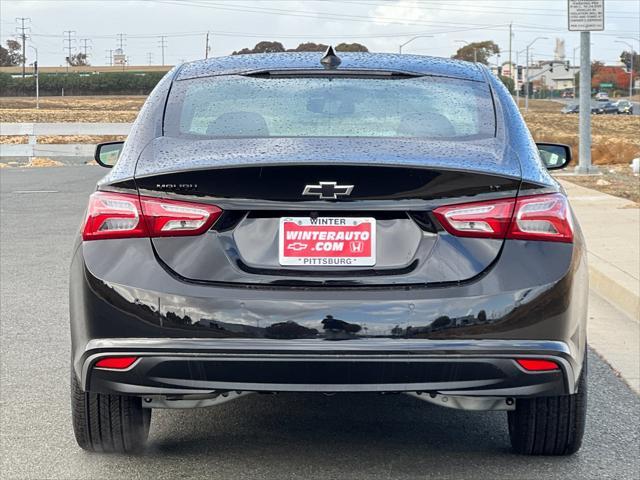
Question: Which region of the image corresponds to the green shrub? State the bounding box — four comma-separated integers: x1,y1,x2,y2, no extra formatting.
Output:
499,75,515,94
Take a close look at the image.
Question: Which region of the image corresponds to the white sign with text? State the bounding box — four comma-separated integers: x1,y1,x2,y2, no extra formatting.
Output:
568,0,605,31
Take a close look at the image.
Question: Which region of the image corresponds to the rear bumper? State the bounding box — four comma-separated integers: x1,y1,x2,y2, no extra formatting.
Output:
71,235,588,399
82,338,576,397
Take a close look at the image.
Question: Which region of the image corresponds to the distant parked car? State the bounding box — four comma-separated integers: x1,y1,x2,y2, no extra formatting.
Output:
617,100,634,115
594,92,610,101
561,91,574,98
592,102,618,114
562,104,579,114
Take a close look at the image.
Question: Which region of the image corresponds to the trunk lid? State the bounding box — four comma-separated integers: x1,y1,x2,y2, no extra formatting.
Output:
134,137,521,287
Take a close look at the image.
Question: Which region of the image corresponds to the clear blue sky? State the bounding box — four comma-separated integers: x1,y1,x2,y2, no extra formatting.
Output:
1,0,638,67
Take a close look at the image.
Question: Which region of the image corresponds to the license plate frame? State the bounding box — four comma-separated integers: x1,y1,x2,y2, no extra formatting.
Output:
278,217,376,267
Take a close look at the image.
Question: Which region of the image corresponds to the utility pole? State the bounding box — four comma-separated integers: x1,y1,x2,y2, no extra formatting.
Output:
568,0,603,175
205,31,210,59
80,38,91,64
147,52,154,65
63,30,76,72
29,45,39,108
525,37,548,112
525,49,530,110
577,31,595,173
572,41,594,100
114,34,126,70
105,49,113,66
572,45,580,99
508,22,513,78
16,17,31,79
159,36,167,66
116,33,126,51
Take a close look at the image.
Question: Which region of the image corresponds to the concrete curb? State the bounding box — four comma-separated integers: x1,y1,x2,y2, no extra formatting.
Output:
589,255,640,323
558,180,639,323
587,292,640,394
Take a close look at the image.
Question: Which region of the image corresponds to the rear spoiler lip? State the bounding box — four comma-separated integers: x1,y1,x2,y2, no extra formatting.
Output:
132,160,522,183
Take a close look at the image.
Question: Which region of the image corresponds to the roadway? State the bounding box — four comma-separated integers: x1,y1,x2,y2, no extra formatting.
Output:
1,166,638,479
553,97,640,115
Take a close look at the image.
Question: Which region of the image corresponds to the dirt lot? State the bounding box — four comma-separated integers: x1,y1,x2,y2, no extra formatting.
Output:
0,96,141,146
557,165,639,204
1,135,127,144
521,100,640,166
522,101,639,202
0,96,145,122
1,97,637,163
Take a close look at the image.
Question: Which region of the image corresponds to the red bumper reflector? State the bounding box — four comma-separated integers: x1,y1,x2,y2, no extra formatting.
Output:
94,356,138,370
516,358,560,371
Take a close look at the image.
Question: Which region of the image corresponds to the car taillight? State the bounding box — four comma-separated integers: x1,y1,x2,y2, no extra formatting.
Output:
508,194,573,242
139,196,222,237
82,191,222,241
432,198,514,239
433,193,573,243
82,192,147,240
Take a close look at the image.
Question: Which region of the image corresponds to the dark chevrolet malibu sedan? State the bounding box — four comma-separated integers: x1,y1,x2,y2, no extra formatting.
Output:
70,49,587,455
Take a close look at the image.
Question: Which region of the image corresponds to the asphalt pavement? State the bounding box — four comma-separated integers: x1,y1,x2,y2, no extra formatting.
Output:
1,166,639,480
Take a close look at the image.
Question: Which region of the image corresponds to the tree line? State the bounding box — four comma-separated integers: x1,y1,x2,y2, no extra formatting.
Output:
0,71,166,96
232,41,369,55
3,37,636,97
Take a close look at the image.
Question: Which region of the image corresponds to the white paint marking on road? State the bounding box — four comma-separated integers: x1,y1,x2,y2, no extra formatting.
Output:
11,190,60,194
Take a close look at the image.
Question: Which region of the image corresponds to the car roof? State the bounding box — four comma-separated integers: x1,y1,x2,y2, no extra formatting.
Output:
175,52,486,82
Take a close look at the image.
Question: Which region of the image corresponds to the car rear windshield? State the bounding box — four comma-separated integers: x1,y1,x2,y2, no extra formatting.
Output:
164,74,495,139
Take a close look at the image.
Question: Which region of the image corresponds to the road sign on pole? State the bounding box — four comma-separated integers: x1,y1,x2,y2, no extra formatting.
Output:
569,0,603,175
568,0,604,31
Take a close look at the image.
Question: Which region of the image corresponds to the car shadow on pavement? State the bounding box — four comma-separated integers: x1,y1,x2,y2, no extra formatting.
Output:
147,392,512,455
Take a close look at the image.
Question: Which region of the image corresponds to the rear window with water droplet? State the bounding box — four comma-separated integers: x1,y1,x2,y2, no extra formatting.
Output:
164,75,495,139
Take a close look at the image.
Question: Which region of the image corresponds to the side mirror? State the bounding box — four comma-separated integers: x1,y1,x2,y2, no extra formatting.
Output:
536,143,572,170
95,141,124,168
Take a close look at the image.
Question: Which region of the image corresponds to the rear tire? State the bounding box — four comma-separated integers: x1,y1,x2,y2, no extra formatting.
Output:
508,356,587,455
71,369,151,453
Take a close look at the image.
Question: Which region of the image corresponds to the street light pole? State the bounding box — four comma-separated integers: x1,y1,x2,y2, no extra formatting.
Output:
525,37,549,112
28,45,38,109
399,35,434,54
616,40,635,99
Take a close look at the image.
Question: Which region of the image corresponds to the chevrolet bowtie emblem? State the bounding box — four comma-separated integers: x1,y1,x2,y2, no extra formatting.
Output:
302,182,354,200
